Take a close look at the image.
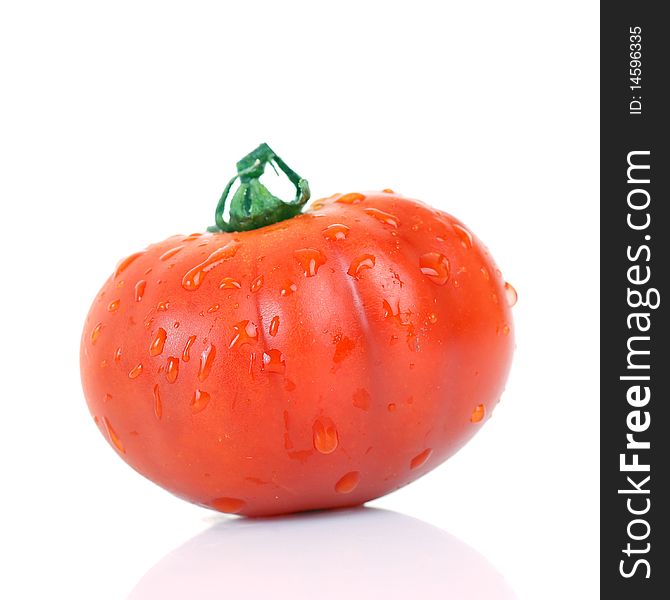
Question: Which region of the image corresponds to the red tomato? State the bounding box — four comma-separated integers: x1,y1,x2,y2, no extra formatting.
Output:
80,146,515,517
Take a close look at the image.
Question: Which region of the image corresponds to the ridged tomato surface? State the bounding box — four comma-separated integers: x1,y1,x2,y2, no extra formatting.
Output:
80,191,515,516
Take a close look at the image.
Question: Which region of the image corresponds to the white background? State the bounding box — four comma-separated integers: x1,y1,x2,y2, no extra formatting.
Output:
0,1,599,599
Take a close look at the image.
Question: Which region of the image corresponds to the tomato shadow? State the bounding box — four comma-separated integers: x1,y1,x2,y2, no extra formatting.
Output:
127,507,517,600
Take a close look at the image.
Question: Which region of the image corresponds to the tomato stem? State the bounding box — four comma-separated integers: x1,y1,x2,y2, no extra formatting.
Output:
208,143,310,232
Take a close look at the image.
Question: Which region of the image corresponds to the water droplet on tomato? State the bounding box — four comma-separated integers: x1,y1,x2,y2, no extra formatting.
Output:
382,188,394,193
134,279,147,302
335,471,360,494
166,356,179,383
364,207,400,228
452,223,473,248
470,404,486,423
269,315,280,336
229,321,258,349
294,248,326,277
481,267,490,281
250,275,264,293
262,349,286,374
337,192,365,204
182,335,196,361
160,246,184,261
108,299,120,312
114,347,122,363
220,277,241,289
352,388,371,410
198,345,216,381
207,304,220,313
410,448,433,470
504,282,517,307
347,254,376,279
114,251,145,278
248,351,256,376
128,363,143,379
182,240,241,291
419,252,450,285
210,497,245,514
333,334,355,363
280,280,297,296
153,384,162,420
104,417,125,453
428,312,438,324
387,403,397,412
91,323,103,344
322,223,350,241
149,328,167,357
191,389,211,413
156,301,170,312
312,417,339,454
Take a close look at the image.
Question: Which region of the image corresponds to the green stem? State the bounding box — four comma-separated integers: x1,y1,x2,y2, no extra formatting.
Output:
208,143,310,232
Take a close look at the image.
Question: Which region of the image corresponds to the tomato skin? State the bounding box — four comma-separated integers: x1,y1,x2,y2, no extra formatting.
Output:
80,191,514,516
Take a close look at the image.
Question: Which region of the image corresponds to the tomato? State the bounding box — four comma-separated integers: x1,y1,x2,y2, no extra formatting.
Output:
80,144,515,517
